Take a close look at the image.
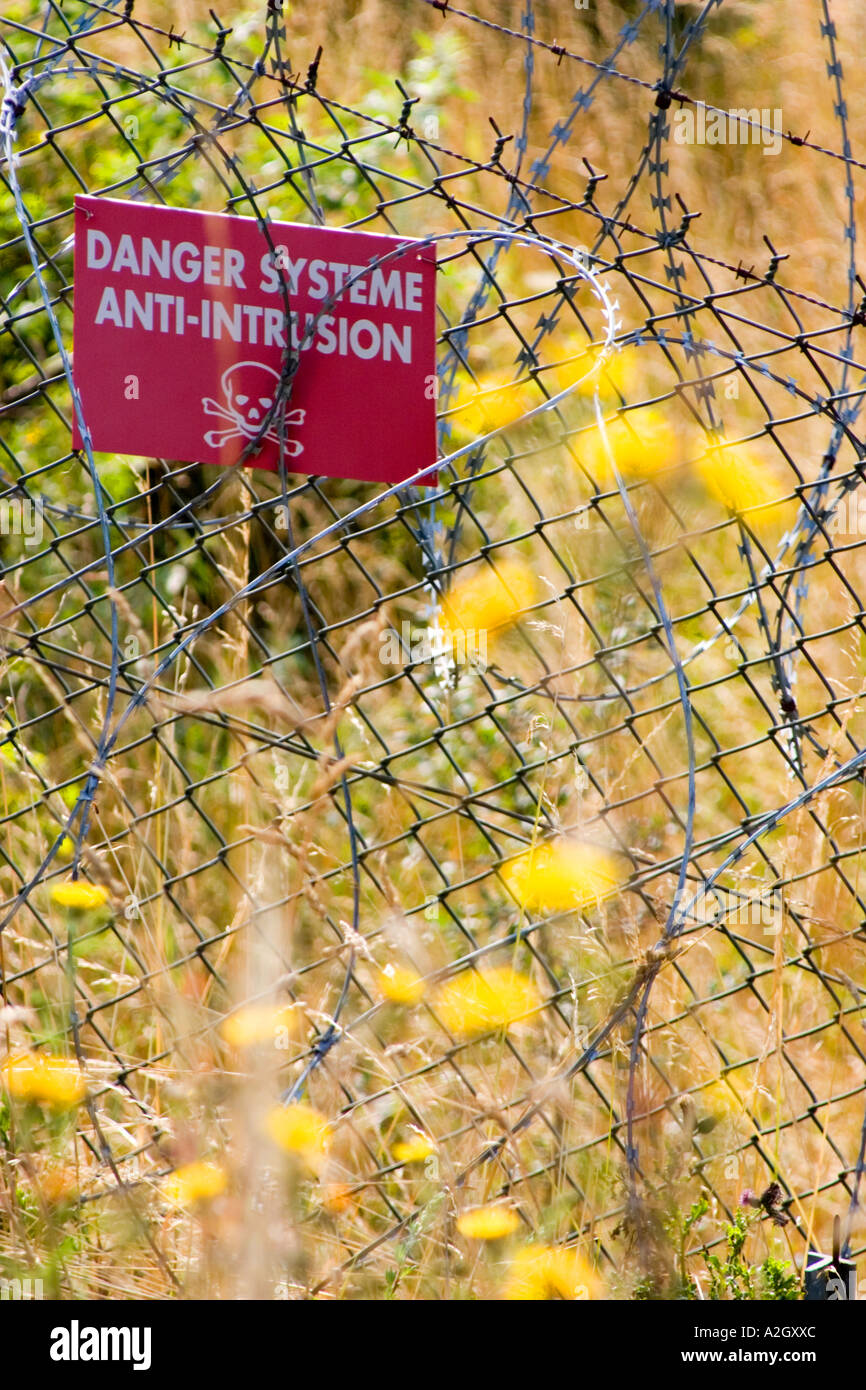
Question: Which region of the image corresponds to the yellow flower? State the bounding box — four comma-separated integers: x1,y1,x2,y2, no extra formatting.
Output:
38,1164,79,1206
162,1160,226,1209
265,1103,331,1167
550,342,639,401
702,1078,744,1121
220,1002,300,1048
50,881,109,911
503,1244,600,1300
695,442,792,526
440,560,535,644
377,964,425,1005
319,1181,353,1214
457,1204,521,1240
435,967,541,1036
451,369,539,435
393,1133,436,1164
501,838,629,913
0,1051,86,1109
580,405,682,483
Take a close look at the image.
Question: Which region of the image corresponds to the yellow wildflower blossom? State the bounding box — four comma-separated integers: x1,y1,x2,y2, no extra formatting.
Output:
702,1078,744,1121
50,881,109,911
550,343,639,401
457,1204,521,1240
219,1002,300,1048
377,963,425,1005
162,1160,226,1209
503,1243,600,1300
501,838,629,913
580,405,682,483
695,442,792,526
0,1051,86,1109
38,1164,79,1206
393,1133,436,1164
440,560,535,644
452,369,539,435
435,967,541,1036
265,1103,331,1167
319,1181,353,1214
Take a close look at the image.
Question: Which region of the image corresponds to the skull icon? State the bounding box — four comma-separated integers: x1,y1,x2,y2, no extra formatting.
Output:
202,361,305,455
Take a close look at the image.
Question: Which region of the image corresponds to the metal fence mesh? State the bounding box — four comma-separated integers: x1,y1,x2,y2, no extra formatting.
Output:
1,0,865,1297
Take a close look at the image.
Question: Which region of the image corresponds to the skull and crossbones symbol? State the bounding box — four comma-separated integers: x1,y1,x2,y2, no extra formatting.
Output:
202,361,305,455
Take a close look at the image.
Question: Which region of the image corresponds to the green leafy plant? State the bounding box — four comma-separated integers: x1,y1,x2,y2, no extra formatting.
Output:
704,1214,801,1300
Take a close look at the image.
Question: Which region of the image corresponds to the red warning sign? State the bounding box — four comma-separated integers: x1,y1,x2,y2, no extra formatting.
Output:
72,195,438,485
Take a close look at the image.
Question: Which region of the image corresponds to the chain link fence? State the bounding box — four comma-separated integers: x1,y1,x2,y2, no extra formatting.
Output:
0,0,865,1297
